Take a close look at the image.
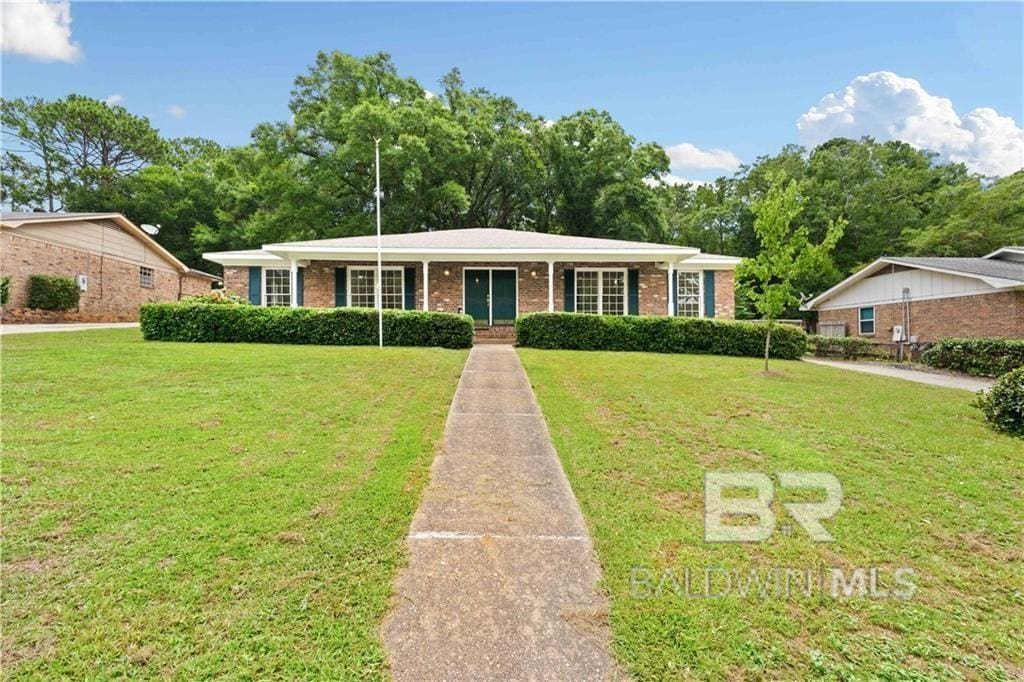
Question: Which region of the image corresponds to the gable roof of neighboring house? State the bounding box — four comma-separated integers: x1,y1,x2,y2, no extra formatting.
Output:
802,248,1024,310
1,212,220,281
204,227,742,268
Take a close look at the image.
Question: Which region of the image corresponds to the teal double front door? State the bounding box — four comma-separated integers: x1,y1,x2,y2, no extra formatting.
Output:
464,268,517,326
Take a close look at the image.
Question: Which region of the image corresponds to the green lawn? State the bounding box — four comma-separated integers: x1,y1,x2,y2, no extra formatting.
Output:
2,330,467,679
519,350,1023,680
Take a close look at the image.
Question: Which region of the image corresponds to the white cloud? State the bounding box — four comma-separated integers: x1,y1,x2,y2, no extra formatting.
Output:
797,71,1024,177
664,142,742,172
423,89,436,100
645,173,708,188
0,0,81,62
104,94,124,106
166,105,187,119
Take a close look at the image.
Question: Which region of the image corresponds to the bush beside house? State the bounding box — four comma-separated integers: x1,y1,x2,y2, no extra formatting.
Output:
27,275,80,312
515,312,807,359
140,303,474,349
922,338,1024,378
974,367,1024,438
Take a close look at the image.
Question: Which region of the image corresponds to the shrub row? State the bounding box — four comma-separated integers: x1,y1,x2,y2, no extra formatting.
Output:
807,335,888,360
974,367,1024,438
922,337,1024,377
140,303,474,349
515,312,807,359
27,274,80,311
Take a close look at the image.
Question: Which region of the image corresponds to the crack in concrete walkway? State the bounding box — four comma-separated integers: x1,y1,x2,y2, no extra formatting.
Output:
383,345,618,680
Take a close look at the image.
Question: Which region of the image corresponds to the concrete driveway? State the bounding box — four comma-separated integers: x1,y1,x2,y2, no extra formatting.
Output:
1,322,140,335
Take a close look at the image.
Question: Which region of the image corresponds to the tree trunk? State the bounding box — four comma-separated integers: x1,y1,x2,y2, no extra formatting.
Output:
763,321,773,373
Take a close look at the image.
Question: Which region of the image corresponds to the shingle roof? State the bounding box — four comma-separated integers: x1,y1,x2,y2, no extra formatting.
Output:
269,228,692,252
1,212,117,222
886,256,1024,283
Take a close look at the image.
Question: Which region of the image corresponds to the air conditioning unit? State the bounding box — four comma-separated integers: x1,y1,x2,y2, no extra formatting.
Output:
76,273,88,291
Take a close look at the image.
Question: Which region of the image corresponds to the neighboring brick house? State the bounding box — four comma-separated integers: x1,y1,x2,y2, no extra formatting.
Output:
204,229,739,337
1,212,220,323
802,247,1024,343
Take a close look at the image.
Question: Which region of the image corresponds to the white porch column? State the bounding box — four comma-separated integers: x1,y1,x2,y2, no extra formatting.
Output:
289,259,298,308
422,261,430,311
547,261,555,312
666,263,674,316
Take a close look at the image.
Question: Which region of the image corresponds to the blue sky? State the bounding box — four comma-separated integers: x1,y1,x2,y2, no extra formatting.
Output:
4,2,1023,179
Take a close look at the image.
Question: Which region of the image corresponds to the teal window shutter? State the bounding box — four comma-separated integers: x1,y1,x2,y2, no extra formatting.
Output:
703,271,715,318
671,270,678,316
296,268,304,306
248,266,261,305
404,266,416,310
563,268,575,312
334,267,347,307
627,269,640,315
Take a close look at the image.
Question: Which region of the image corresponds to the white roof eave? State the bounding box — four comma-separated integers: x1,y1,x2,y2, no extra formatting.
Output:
259,244,699,263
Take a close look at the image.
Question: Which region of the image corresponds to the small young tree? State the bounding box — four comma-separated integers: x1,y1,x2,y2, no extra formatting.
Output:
740,173,845,372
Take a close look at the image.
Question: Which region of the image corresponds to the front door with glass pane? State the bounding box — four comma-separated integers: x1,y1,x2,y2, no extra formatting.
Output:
463,268,517,326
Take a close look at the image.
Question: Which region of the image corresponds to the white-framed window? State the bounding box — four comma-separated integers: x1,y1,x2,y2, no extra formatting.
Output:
676,271,702,317
264,268,291,307
139,266,154,289
576,268,626,315
348,267,405,309
858,306,875,335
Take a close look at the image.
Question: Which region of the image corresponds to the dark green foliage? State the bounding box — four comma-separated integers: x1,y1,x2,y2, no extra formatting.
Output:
807,335,888,359
973,367,1024,437
515,312,807,359
0,275,10,306
27,275,79,311
922,338,1024,377
140,303,473,349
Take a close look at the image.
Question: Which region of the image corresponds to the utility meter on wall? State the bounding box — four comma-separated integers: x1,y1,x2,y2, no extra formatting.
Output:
75,273,88,291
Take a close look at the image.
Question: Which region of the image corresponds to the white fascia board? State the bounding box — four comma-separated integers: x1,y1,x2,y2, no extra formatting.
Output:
202,251,287,266
261,245,698,263
983,246,1024,259
676,254,742,270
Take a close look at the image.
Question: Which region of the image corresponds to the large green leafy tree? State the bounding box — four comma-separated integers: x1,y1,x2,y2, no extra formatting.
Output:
539,109,669,239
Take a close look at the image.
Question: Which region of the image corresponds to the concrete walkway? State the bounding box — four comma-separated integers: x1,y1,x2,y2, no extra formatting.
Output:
0,322,139,335
804,358,995,392
383,345,617,680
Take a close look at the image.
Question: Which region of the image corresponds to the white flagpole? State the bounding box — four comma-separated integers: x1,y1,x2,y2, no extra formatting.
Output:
374,137,383,348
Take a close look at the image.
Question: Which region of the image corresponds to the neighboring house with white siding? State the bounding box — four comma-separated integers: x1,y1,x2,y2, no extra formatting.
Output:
802,247,1024,342
1,212,219,322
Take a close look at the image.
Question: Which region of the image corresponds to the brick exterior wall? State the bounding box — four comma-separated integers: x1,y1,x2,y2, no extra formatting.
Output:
817,290,1024,342
713,270,735,319
223,261,738,320
1,231,213,322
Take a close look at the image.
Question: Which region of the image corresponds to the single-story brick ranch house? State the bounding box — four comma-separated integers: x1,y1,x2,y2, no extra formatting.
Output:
1,212,219,322
802,246,1024,342
204,229,740,335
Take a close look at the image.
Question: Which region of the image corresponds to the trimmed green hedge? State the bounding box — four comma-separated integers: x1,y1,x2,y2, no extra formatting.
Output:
922,338,1024,377
140,304,474,349
974,366,1024,437
515,312,807,359
807,335,888,360
27,274,80,311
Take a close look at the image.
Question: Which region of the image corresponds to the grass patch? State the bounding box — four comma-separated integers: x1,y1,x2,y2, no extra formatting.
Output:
519,349,1024,680
2,329,466,678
